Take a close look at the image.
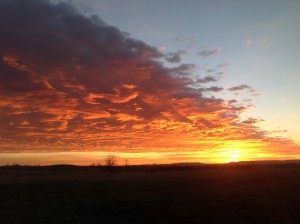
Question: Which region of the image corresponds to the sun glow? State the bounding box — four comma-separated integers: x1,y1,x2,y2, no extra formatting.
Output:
229,149,241,162
220,149,241,163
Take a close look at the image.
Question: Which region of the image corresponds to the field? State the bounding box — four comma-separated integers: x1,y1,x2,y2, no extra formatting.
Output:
1,163,300,223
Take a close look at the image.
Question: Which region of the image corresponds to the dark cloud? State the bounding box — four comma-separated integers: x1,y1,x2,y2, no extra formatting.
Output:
198,86,223,93
228,99,238,104
205,86,223,92
197,48,222,58
228,85,251,91
165,50,186,63
240,118,264,125
170,63,197,78
197,76,218,83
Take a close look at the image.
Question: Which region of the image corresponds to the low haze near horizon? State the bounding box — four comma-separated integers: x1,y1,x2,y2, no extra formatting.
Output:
0,0,299,165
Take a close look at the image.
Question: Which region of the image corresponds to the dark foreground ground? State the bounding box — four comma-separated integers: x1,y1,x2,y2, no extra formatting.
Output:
1,163,300,224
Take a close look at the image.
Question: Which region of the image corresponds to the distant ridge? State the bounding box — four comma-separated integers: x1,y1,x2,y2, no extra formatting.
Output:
228,160,300,165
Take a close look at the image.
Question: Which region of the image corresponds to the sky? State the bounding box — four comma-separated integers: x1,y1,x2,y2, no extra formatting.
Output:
0,0,299,165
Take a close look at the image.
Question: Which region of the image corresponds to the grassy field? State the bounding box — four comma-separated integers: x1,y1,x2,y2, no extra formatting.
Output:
1,163,300,223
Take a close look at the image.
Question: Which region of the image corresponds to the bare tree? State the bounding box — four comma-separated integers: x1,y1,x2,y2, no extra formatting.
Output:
104,155,117,167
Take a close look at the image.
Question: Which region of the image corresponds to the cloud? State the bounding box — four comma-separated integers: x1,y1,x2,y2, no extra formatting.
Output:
217,63,228,68
170,63,197,77
228,85,251,91
0,0,299,157
249,90,265,97
198,87,223,92
197,48,223,58
197,76,219,83
165,50,186,63
174,34,196,49
205,86,223,92
240,118,264,125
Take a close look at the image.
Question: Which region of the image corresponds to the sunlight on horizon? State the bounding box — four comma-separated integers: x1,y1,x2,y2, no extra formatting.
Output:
221,149,241,163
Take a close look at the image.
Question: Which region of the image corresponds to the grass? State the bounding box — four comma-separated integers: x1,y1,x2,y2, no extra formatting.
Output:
0,163,300,223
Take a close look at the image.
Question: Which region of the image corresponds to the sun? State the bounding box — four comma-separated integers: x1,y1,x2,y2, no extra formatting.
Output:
229,149,241,162
219,148,242,163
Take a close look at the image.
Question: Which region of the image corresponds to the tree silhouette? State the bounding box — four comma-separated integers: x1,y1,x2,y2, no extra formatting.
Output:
104,155,117,167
